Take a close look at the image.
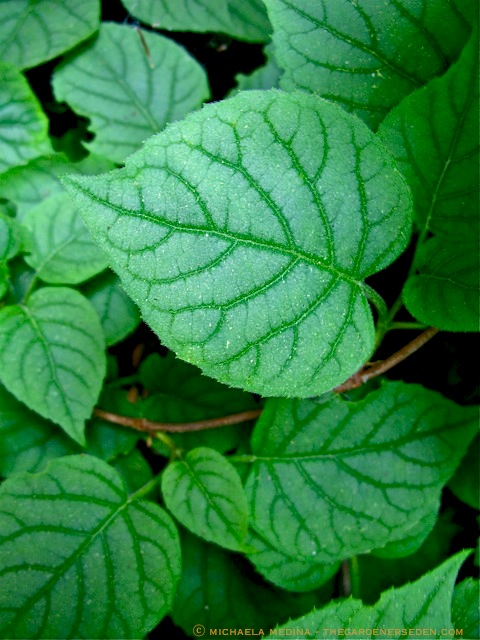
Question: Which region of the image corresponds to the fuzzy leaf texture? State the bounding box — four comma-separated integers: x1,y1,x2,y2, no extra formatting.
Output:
0,455,181,639
264,0,474,129
0,0,100,70
121,0,271,42
53,23,210,164
379,28,479,331
0,287,106,445
269,551,469,639
64,90,412,398
245,381,477,563
162,447,249,551
0,62,51,175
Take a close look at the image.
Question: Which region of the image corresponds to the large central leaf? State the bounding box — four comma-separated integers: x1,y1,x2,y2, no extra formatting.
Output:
65,90,412,397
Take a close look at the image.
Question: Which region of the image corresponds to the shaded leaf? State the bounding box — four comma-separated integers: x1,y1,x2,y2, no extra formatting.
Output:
0,287,106,445
82,270,141,346
449,433,480,509
23,192,108,285
0,62,51,175
53,23,210,164
231,44,282,95
0,213,23,262
264,0,474,128
452,578,480,639
65,90,412,397
245,381,477,563
121,0,271,42
162,447,248,551
113,448,154,495
0,455,181,639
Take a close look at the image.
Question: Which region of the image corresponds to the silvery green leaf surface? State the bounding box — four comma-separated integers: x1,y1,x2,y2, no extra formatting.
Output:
0,62,52,175
64,90,412,398
162,447,249,551
0,0,100,70
0,287,106,445
83,270,141,346
0,154,115,222
264,0,474,128
121,0,271,42
53,23,210,164
0,455,181,639
268,551,469,639
23,192,109,285
245,381,477,563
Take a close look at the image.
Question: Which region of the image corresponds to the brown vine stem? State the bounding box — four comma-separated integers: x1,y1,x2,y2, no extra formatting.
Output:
92,407,263,434
333,326,439,394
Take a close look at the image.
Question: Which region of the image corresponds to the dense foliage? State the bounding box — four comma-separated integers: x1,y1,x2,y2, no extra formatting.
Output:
0,1,478,638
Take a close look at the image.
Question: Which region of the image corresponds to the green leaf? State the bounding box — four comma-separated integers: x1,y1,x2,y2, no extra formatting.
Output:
0,287,106,445
0,213,23,261
0,262,9,299
452,578,480,639
53,23,210,164
0,455,181,639
0,62,51,175
113,448,154,495
172,530,319,635
0,153,115,222
22,192,108,285
449,433,480,509
378,30,478,240
268,551,469,638
139,352,258,453
402,238,479,331
162,447,249,551
231,44,282,95
0,0,100,70
0,384,80,478
264,0,474,129
245,381,477,563
121,0,271,42
82,270,141,346
64,90,412,397
246,528,340,592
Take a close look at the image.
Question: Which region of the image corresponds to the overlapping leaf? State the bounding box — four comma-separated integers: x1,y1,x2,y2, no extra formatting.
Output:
0,455,181,639
162,447,249,551
0,287,106,445
0,62,51,175
245,381,477,563
0,0,100,70
53,23,210,164
264,0,474,129
449,433,479,509
121,0,271,42
23,192,108,284
83,270,141,345
0,153,114,221
65,90,412,397
452,578,480,639
269,552,469,638
0,213,23,261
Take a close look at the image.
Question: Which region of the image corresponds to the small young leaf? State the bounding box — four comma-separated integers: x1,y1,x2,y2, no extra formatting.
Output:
0,0,100,70
452,578,480,639
65,90,412,397
0,62,51,175
82,270,141,346
53,23,210,164
245,381,477,563
0,384,80,478
113,448,154,495
23,192,109,285
268,551,469,638
121,0,271,42
0,455,181,639
0,153,115,221
0,287,106,445
264,0,474,128
246,528,340,593
162,447,249,551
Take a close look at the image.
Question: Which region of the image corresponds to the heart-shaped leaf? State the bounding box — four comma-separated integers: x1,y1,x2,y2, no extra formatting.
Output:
0,455,181,639
0,287,106,445
65,90,412,397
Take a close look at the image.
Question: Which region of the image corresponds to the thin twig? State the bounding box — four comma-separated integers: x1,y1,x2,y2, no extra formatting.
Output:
93,407,263,433
334,326,439,394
